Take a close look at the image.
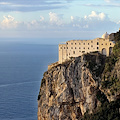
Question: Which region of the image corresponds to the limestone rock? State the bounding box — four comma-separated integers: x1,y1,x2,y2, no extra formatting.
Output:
38,53,106,120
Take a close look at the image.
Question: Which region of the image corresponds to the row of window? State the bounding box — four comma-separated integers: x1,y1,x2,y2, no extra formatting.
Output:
67,50,86,56
66,42,113,46
101,43,112,45
60,46,99,50
67,41,98,45
60,42,112,49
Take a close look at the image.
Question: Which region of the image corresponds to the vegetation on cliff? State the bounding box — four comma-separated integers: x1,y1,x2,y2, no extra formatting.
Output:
81,99,120,120
85,52,105,77
81,31,120,120
101,31,120,95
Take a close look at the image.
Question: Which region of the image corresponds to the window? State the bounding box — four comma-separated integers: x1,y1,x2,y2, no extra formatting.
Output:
83,47,85,49
75,43,76,45
97,47,99,49
88,43,89,45
82,51,85,53
71,47,73,49
75,47,76,49
88,47,89,49
64,47,66,49
91,45,93,47
71,43,73,45
97,42,99,45
106,43,107,45
79,47,81,49
110,43,111,45
67,43,68,45
84,43,85,45
91,41,93,43
67,47,68,49
73,51,75,54
101,44,103,45
60,47,62,49
79,51,81,52
79,43,81,45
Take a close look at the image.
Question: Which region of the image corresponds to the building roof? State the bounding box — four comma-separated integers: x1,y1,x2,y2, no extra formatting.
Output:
102,32,109,39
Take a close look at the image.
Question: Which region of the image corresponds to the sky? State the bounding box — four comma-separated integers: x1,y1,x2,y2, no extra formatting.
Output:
0,0,120,43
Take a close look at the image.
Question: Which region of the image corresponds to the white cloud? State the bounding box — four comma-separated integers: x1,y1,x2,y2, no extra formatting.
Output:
117,20,120,24
40,16,44,21
71,16,74,21
49,12,63,25
0,11,118,39
85,11,106,21
1,15,18,29
69,11,117,32
104,0,119,3
104,0,111,3
0,2,11,5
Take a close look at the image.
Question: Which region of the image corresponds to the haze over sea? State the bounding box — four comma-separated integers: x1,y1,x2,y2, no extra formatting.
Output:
0,39,58,120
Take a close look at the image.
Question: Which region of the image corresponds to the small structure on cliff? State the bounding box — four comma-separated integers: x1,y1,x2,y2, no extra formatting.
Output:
59,32,115,63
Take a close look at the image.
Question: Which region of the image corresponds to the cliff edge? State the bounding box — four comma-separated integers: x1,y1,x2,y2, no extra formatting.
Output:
38,31,120,120
38,53,107,120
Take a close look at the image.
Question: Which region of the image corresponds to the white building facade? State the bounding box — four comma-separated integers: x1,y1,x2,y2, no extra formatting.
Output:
59,32,115,63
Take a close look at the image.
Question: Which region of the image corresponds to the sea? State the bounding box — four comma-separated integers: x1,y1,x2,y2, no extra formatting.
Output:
0,41,58,120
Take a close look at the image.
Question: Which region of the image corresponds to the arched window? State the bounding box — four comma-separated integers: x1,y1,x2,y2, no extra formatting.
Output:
109,47,112,55
102,48,106,55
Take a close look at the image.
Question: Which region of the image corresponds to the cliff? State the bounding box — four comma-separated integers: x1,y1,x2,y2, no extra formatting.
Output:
38,31,120,120
38,53,107,120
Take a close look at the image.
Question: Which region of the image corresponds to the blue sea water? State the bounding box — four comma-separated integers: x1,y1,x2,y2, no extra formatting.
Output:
0,42,58,120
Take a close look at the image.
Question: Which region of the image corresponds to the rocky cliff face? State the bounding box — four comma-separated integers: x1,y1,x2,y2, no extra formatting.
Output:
38,53,107,120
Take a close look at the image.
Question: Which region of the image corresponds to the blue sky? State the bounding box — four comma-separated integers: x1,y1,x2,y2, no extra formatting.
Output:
0,0,120,43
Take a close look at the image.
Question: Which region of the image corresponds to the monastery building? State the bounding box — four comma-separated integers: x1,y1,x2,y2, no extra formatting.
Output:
59,32,115,63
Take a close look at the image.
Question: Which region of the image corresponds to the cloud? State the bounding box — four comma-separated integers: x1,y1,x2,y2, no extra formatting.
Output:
71,16,74,21
104,0,111,2
69,11,117,32
40,16,44,22
0,2,11,5
1,15,18,29
104,0,119,2
0,0,68,12
49,12,63,25
84,4,120,8
84,11,106,21
0,11,119,39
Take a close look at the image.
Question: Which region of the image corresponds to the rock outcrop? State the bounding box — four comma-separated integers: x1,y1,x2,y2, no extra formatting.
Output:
38,53,106,120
